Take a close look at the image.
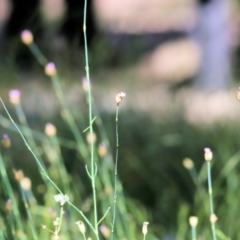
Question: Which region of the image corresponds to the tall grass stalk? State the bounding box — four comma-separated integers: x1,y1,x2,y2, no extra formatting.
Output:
204,148,217,240
0,97,98,235
110,102,119,240
83,0,99,239
189,216,198,240
111,93,126,239
0,153,26,240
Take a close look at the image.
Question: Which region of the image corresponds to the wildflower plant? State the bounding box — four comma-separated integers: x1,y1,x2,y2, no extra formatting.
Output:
0,0,152,239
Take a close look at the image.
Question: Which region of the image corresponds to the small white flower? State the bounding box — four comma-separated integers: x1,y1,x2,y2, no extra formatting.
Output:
142,222,149,235
54,194,69,206
115,92,126,104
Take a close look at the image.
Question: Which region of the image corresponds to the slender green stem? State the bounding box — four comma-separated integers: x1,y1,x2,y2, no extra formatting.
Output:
111,104,119,240
191,226,197,240
28,43,47,66
207,161,217,240
0,154,26,240
83,0,99,239
0,97,63,194
19,188,38,240
1,96,97,234
50,74,89,160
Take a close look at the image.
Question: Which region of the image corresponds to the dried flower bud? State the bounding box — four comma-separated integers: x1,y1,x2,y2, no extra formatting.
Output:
86,131,97,144
45,123,57,136
210,214,218,223
189,216,198,227
1,134,11,148
204,148,213,161
82,77,90,92
45,62,57,76
99,225,111,238
142,222,149,235
76,221,86,234
115,92,126,104
9,89,21,104
236,87,240,101
13,169,25,181
98,143,108,157
20,177,32,190
5,199,12,211
182,158,194,169
21,30,33,45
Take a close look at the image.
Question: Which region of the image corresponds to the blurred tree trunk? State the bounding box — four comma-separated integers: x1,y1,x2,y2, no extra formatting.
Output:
193,0,231,90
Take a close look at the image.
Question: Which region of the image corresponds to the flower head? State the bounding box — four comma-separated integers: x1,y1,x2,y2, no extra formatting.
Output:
182,158,194,169
5,199,12,211
21,30,33,45
76,221,86,234
20,177,32,190
86,131,97,144
204,148,213,161
45,62,57,76
54,194,69,206
99,225,110,238
82,77,90,92
9,89,21,104
142,222,149,235
45,123,57,136
1,134,11,148
189,216,198,227
115,92,126,104
210,214,218,223
98,143,108,157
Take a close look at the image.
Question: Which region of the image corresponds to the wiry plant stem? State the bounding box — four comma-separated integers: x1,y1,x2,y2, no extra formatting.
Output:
111,103,120,240
207,161,217,240
83,1,99,239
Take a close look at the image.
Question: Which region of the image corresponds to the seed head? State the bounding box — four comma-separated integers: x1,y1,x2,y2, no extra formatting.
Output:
45,62,57,76
142,222,149,235
45,123,57,136
86,131,97,144
1,134,11,148
21,30,33,45
99,225,110,238
82,77,90,92
13,169,25,181
9,89,21,104
98,143,108,157
54,194,69,206
115,92,126,104
189,216,198,227
210,214,218,223
76,221,86,234
204,148,213,161
20,177,32,190
5,199,12,211
182,158,194,169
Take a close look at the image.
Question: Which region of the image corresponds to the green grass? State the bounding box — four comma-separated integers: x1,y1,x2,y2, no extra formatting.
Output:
1,1,240,239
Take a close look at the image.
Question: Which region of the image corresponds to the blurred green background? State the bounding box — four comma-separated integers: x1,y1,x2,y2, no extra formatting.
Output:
1,0,240,239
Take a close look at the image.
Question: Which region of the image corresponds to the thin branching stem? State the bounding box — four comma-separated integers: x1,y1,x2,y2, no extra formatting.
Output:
83,1,99,239
0,98,95,233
